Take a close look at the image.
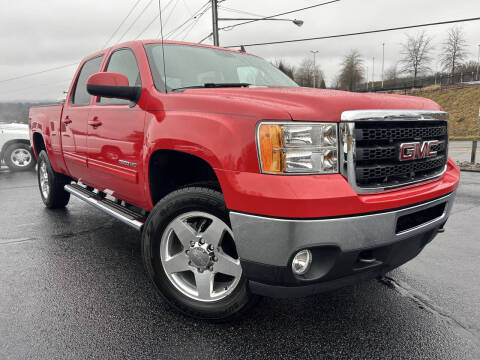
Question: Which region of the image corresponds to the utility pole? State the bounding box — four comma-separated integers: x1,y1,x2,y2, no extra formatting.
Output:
310,50,319,88
211,0,219,46
381,43,385,88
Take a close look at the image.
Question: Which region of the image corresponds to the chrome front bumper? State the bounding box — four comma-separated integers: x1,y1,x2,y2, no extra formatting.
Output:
229,192,455,267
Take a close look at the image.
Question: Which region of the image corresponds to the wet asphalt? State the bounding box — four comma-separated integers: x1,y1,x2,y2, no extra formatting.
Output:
0,167,479,360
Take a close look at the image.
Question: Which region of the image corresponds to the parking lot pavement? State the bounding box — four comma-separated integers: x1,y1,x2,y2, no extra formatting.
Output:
449,141,480,163
0,170,479,360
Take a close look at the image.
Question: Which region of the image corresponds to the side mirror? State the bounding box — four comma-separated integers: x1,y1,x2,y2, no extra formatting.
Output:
86,72,141,103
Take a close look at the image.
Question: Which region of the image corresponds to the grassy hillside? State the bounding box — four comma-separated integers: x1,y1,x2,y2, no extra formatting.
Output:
409,85,480,139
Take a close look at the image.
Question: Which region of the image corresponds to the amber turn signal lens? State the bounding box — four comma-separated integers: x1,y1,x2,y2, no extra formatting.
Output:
258,124,285,173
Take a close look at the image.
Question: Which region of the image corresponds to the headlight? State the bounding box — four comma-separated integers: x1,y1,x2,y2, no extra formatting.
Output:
256,122,338,174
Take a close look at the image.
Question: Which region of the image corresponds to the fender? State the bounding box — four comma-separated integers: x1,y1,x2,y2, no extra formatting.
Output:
30,106,68,174
142,108,262,209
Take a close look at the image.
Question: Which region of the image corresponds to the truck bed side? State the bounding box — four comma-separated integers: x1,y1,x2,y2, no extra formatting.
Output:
29,104,68,174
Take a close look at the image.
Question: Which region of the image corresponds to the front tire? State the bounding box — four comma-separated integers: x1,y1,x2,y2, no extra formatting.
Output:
37,150,71,209
142,186,258,321
5,143,36,171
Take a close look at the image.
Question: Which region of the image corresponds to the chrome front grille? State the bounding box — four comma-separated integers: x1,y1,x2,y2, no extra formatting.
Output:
355,124,447,141
340,110,449,193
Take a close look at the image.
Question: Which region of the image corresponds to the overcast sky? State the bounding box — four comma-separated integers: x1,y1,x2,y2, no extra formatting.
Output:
0,0,479,101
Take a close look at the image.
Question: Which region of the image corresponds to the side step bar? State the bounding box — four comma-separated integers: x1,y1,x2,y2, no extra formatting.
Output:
64,184,145,231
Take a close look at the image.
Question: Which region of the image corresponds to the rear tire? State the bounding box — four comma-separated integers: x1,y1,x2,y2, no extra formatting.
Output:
4,143,36,171
142,186,259,321
37,150,71,209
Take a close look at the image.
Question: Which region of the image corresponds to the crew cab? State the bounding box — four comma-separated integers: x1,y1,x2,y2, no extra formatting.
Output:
1,122,36,171
29,40,460,321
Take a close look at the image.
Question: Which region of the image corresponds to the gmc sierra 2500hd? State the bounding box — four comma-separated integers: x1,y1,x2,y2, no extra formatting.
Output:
29,40,459,321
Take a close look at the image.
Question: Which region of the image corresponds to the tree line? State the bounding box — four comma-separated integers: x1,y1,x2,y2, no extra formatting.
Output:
0,102,52,123
273,58,327,89
275,26,479,91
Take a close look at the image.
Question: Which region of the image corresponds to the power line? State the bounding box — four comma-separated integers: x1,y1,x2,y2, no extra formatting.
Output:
198,0,339,43
218,6,265,18
117,0,155,42
219,0,340,31
163,0,181,28
102,0,143,49
0,0,202,87
175,3,211,40
179,11,206,41
164,1,210,39
165,2,210,39
0,63,78,84
0,79,71,96
135,0,177,39
225,16,480,48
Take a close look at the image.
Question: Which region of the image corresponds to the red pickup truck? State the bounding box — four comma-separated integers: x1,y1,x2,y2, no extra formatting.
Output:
29,40,459,321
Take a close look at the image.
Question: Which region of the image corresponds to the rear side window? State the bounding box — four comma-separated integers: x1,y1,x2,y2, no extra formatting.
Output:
100,48,141,105
71,56,103,106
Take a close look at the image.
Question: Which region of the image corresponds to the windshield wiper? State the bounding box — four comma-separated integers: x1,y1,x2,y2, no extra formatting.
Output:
171,83,251,92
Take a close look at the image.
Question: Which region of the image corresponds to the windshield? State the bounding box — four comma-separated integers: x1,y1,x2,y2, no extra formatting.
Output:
144,44,298,92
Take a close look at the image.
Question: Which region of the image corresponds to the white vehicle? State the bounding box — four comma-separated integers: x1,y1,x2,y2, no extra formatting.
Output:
0,123,36,171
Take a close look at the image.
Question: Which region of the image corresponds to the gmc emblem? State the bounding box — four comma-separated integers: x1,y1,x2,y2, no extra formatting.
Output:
399,140,439,161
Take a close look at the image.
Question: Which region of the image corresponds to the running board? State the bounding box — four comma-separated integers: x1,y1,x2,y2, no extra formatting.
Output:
64,184,145,231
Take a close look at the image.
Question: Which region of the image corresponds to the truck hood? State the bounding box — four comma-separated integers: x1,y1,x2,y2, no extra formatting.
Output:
179,87,442,122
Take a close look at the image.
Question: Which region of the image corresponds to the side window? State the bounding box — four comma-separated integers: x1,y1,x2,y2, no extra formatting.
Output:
100,49,141,105
71,56,103,106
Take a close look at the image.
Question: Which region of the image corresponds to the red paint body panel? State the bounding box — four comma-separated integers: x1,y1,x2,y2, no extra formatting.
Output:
28,40,460,219
216,159,459,218
87,72,129,87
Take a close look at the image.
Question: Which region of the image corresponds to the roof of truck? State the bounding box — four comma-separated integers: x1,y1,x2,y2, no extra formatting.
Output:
84,40,252,61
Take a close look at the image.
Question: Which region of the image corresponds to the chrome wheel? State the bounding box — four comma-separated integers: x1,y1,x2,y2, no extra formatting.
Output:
160,211,242,302
39,161,50,199
10,148,32,167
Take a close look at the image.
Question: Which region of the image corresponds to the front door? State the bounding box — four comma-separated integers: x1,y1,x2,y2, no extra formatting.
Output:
62,55,103,180
85,48,146,207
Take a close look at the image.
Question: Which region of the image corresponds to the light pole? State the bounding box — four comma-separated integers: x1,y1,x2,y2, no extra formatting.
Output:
372,57,375,90
310,50,319,88
208,0,304,46
477,44,480,81
365,64,369,91
381,43,385,88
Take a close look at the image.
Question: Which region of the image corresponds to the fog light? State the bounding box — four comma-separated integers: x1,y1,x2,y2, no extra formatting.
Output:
292,249,312,275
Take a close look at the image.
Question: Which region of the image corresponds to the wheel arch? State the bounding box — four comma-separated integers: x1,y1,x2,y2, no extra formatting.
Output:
147,148,222,206
32,131,47,159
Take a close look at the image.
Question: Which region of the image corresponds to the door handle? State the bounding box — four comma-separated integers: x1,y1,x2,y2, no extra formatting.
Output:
63,116,72,125
88,117,102,128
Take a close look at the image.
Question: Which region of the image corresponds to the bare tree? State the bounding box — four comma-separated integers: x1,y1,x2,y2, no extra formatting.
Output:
273,59,296,80
457,60,479,73
399,31,433,86
338,50,364,91
295,58,324,88
331,74,341,89
385,64,399,81
440,27,468,81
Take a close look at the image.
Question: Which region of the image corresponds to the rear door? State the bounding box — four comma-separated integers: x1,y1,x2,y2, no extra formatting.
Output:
85,48,146,206
62,55,103,180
